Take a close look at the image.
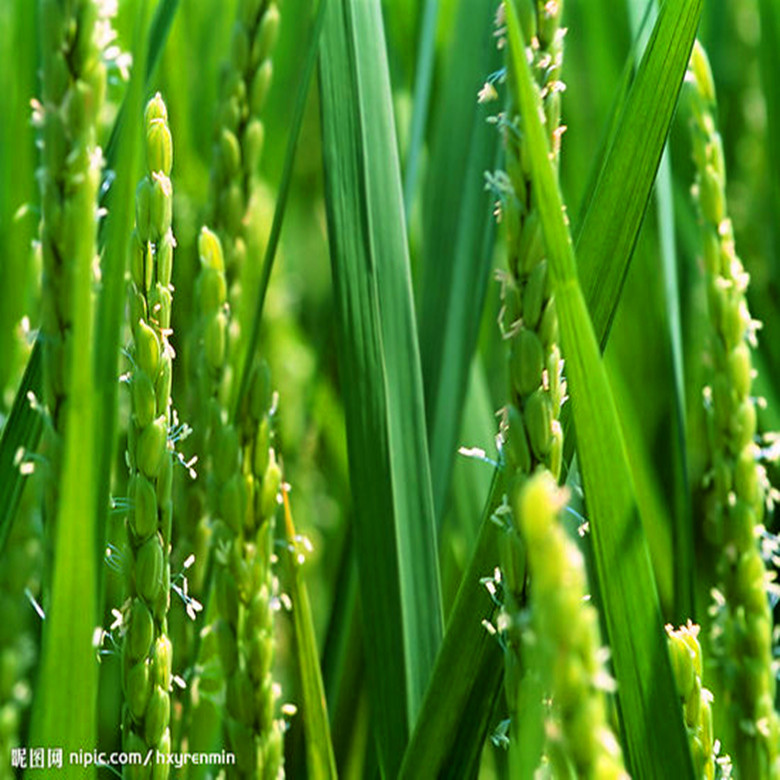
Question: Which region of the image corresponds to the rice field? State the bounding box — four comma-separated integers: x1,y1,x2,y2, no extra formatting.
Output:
1,0,779,778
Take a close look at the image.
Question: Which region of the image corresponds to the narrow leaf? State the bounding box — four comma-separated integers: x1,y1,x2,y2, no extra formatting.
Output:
319,533,365,775
31,326,99,776
403,0,439,219
0,0,37,396
504,3,694,776
282,488,338,780
30,59,101,780
625,0,693,621
399,472,505,778
759,0,780,234
417,0,499,524
575,0,704,346
757,0,780,379
319,0,444,773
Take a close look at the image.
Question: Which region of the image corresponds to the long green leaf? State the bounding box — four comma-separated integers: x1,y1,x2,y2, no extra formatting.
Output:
561,0,631,220
759,0,780,216
399,472,505,778
575,0,703,347
504,3,693,776
31,315,99,774
30,33,102,778
319,0,444,773
282,488,338,780
319,533,365,776
625,0,692,622
402,0,439,220
607,349,675,609
0,0,38,553
563,0,702,487
0,0,37,397
757,0,780,379
417,0,499,524
570,0,646,228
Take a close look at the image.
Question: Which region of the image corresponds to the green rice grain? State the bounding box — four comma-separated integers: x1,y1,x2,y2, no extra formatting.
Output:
213,362,285,779
491,0,568,760
122,92,176,778
666,621,728,779
208,0,280,311
516,472,628,779
687,40,780,779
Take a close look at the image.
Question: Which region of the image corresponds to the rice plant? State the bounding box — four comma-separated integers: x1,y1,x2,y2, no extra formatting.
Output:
1,0,779,778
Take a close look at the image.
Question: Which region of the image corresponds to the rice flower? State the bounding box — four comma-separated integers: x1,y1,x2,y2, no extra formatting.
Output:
687,40,780,779
185,230,284,776
180,226,231,599
122,92,176,775
209,0,280,306
492,0,568,758
177,4,283,766
212,361,285,778
182,0,281,599
515,472,628,779
666,621,728,780
497,0,566,488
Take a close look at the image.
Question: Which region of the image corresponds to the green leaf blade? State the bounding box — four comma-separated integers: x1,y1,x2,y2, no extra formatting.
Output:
504,2,695,776
575,0,704,347
319,0,444,774
418,0,499,523
400,472,506,778
283,490,338,780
